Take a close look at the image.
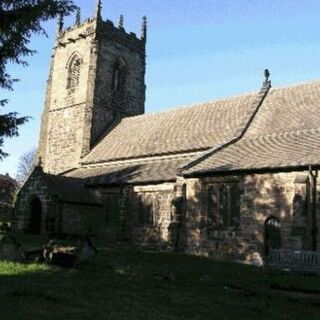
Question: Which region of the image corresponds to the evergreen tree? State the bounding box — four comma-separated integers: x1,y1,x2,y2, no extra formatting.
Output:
0,0,76,159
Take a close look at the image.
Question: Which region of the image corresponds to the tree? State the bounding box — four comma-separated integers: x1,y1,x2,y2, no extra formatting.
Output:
0,0,76,159
16,148,37,186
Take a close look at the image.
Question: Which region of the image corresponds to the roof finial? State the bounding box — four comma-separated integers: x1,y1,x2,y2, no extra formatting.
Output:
263,69,271,87
119,14,124,28
94,0,102,20
141,16,147,42
56,12,64,35
75,7,81,26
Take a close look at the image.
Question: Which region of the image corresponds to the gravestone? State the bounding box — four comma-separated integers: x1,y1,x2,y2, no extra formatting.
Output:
0,231,25,262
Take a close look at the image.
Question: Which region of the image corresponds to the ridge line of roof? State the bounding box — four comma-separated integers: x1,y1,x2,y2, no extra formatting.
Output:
268,78,320,93
138,91,257,118
125,78,320,120
183,127,320,176
180,81,272,173
233,126,320,143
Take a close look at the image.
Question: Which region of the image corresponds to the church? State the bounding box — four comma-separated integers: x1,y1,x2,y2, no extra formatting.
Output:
15,1,320,268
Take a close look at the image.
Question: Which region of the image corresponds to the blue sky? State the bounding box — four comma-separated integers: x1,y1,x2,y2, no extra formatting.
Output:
2,0,320,177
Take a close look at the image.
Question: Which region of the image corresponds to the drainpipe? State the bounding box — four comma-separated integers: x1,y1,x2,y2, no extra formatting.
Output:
308,166,318,251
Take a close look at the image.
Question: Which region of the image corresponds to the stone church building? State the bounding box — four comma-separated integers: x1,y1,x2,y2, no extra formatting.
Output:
16,2,320,266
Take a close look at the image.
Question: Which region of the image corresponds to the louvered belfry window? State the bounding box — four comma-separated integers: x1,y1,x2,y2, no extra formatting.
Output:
67,56,81,89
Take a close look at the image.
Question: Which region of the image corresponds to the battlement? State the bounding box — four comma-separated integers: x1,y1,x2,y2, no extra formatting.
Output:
55,2,146,53
97,19,145,55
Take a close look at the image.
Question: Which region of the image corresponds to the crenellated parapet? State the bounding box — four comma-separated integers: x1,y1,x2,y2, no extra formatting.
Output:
55,0,147,54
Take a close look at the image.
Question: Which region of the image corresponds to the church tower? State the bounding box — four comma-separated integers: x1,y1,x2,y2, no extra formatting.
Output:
38,1,147,174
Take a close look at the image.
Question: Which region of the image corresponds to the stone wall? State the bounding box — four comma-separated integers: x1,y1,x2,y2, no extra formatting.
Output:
61,203,105,235
39,20,98,174
182,171,319,265
15,169,55,233
129,184,174,245
98,183,175,245
46,104,88,174
94,29,145,114
15,169,105,235
39,18,146,175
16,166,320,265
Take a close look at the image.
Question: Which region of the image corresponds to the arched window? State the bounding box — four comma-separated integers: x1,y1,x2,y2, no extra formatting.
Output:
67,55,81,89
112,58,127,97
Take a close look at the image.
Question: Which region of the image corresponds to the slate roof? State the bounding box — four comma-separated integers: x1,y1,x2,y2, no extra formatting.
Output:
184,81,320,175
66,155,196,185
183,128,320,174
64,80,320,183
244,81,320,137
82,92,259,164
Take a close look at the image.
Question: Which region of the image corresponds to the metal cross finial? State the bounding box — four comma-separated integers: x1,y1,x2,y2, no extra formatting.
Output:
141,16,147,42
75,7,81,26
263,69,271,87
119,14,124,28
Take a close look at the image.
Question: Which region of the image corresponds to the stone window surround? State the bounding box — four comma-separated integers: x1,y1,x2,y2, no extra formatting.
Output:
207,182,241,229
66,53,82,90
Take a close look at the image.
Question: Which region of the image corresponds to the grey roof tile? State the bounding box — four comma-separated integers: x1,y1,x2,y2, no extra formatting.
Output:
185,81,320,175
66,155,195,185
82,92,259,164
184,128,320,174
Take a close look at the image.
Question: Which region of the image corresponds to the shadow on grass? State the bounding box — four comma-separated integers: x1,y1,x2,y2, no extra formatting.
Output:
0,246,319,320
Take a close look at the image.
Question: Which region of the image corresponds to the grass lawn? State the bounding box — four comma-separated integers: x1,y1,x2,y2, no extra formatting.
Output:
0,237,320,320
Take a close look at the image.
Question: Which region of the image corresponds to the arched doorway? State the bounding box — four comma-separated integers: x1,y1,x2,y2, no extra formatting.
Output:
264,216,281,256
29,197,42,234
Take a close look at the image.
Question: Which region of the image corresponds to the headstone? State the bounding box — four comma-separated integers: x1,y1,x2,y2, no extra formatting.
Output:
0,231,25,262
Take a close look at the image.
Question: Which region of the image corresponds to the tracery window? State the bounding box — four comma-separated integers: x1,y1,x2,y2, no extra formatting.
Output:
207,183,241,228
67,55,81,89
112,58,127,97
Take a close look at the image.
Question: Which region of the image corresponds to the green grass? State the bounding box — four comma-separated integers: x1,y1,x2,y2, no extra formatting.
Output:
0,239,320,320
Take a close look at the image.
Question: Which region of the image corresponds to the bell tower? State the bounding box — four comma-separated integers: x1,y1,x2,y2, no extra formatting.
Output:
38,0,146,174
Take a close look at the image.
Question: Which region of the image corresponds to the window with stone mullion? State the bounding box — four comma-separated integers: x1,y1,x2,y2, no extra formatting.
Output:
207,183,240,229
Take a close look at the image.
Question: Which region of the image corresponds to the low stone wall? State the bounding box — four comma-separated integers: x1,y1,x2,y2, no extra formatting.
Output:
266,249,320,274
